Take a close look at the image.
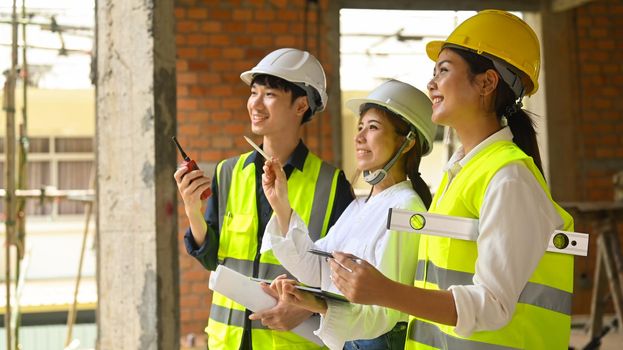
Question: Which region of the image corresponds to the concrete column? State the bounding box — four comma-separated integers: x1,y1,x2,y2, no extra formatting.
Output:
541,8,580,201
95,1,179,349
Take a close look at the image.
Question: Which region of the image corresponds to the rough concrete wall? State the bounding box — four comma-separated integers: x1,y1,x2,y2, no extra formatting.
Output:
96,0,179,349
174,0,338,340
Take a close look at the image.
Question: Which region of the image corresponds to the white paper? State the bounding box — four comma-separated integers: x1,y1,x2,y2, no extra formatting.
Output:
209,265,324,346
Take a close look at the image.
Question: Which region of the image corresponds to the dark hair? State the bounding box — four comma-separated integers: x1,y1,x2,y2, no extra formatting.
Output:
250,74,313,123
360,103,432,209
448,47,544,175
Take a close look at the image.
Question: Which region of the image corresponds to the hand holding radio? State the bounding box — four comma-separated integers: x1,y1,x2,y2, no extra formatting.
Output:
172,136,211,201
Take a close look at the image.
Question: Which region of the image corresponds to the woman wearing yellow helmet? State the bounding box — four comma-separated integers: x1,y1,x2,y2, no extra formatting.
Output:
326,10,575,349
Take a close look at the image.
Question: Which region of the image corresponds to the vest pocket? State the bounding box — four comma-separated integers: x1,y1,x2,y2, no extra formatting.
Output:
220,212,255,259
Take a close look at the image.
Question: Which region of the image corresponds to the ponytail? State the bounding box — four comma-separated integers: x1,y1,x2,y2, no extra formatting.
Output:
405,138,432,209
451,47,545,176
495,96,545,176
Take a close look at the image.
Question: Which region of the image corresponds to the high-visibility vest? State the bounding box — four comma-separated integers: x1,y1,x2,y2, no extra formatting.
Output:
208,151,341,350
406,141,574,350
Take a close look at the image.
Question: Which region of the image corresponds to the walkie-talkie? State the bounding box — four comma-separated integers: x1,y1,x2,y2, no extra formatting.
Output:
172,136,211,200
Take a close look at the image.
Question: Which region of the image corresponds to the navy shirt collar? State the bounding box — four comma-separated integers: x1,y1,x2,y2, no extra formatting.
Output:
243,139,309,172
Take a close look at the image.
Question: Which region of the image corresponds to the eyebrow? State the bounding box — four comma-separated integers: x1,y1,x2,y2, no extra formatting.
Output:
438,59,451,65
359,119,381,125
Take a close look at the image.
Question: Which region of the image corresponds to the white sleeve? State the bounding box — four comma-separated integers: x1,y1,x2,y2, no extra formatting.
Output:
450,163,564,337
315,227,420,349
263,210,331,286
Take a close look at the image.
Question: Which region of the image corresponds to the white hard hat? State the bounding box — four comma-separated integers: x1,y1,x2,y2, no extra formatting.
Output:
346,80,436,155
240,48,328,114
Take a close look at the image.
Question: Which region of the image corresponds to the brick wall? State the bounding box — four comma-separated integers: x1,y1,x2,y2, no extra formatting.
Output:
576,0,623,200
571,0,623,315
174,0,335,341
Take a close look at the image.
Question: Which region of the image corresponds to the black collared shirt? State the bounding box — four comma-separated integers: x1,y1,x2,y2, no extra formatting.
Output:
184,140,354,271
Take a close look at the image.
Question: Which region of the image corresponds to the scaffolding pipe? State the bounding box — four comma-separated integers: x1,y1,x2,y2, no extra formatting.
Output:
12,0,29,346
65,199,94,347
3,0,19,348
0,188,95,200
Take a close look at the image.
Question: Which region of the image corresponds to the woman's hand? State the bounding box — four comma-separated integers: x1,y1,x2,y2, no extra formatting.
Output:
329,251,394,305
262,275,327,314
261,158,292,234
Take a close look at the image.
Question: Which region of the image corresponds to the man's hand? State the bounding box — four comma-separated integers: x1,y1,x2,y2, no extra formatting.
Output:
261,158,292,235
173,167,211,214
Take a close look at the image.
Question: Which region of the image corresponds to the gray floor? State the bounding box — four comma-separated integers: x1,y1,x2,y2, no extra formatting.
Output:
569,316,622,350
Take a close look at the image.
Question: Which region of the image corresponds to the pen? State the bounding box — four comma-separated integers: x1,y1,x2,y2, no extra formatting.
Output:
307,249,362,272
244,136,271,160
250,277,273,284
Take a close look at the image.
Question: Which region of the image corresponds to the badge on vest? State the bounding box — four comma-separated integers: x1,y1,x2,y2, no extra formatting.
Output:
387,208,589,256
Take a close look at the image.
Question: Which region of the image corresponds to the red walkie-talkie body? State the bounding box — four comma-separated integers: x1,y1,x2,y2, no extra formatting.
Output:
172,136,211,200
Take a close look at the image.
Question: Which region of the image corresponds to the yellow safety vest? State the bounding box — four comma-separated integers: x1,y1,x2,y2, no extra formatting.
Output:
406,141,574,349
208,151,340,350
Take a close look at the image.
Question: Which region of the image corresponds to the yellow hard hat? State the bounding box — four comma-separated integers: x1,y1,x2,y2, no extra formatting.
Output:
426,10,540,96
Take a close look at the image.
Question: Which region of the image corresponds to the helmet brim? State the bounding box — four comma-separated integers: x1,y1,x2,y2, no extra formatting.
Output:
425,40,446,62
239,69,326,113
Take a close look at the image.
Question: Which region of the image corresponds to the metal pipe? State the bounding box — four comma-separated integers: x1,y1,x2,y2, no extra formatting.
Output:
4,0,19,347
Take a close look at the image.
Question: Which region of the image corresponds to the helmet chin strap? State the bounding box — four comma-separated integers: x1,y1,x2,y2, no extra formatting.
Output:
363,129,416,186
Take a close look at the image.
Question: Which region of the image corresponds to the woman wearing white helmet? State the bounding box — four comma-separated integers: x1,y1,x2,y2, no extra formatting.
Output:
326,10,574,350
259,79,436,349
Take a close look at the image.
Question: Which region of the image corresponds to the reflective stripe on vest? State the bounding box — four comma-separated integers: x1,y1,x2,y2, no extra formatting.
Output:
217,156,239,234
415,260,572,315
407,141,573,350
408,319,519,350
219,257,290,280
209,151,339,349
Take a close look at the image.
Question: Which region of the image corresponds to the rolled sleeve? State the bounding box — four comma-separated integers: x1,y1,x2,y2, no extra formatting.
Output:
264,211,324,287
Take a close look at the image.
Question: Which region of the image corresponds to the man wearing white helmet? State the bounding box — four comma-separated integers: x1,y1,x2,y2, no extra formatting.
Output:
174,48,353,349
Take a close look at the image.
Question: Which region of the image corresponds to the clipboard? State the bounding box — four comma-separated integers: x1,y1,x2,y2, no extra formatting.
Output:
209,265,324,345
295,285,350,303
250,277,349,303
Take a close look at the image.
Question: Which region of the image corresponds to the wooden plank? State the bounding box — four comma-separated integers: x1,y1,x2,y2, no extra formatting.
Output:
338,0,541,11
588,236,606,338
552,0,596,12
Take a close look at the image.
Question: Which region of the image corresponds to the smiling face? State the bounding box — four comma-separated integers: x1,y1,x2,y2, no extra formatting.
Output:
354,107,403,172
247,82,307,137
427,48,482,128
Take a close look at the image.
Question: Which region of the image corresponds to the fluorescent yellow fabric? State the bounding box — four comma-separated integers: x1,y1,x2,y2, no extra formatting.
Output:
406,141,573,349
208,151,338,350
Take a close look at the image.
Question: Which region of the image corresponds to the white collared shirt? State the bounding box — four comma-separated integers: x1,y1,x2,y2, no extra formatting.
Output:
261,181,425,349
442,127,564,336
